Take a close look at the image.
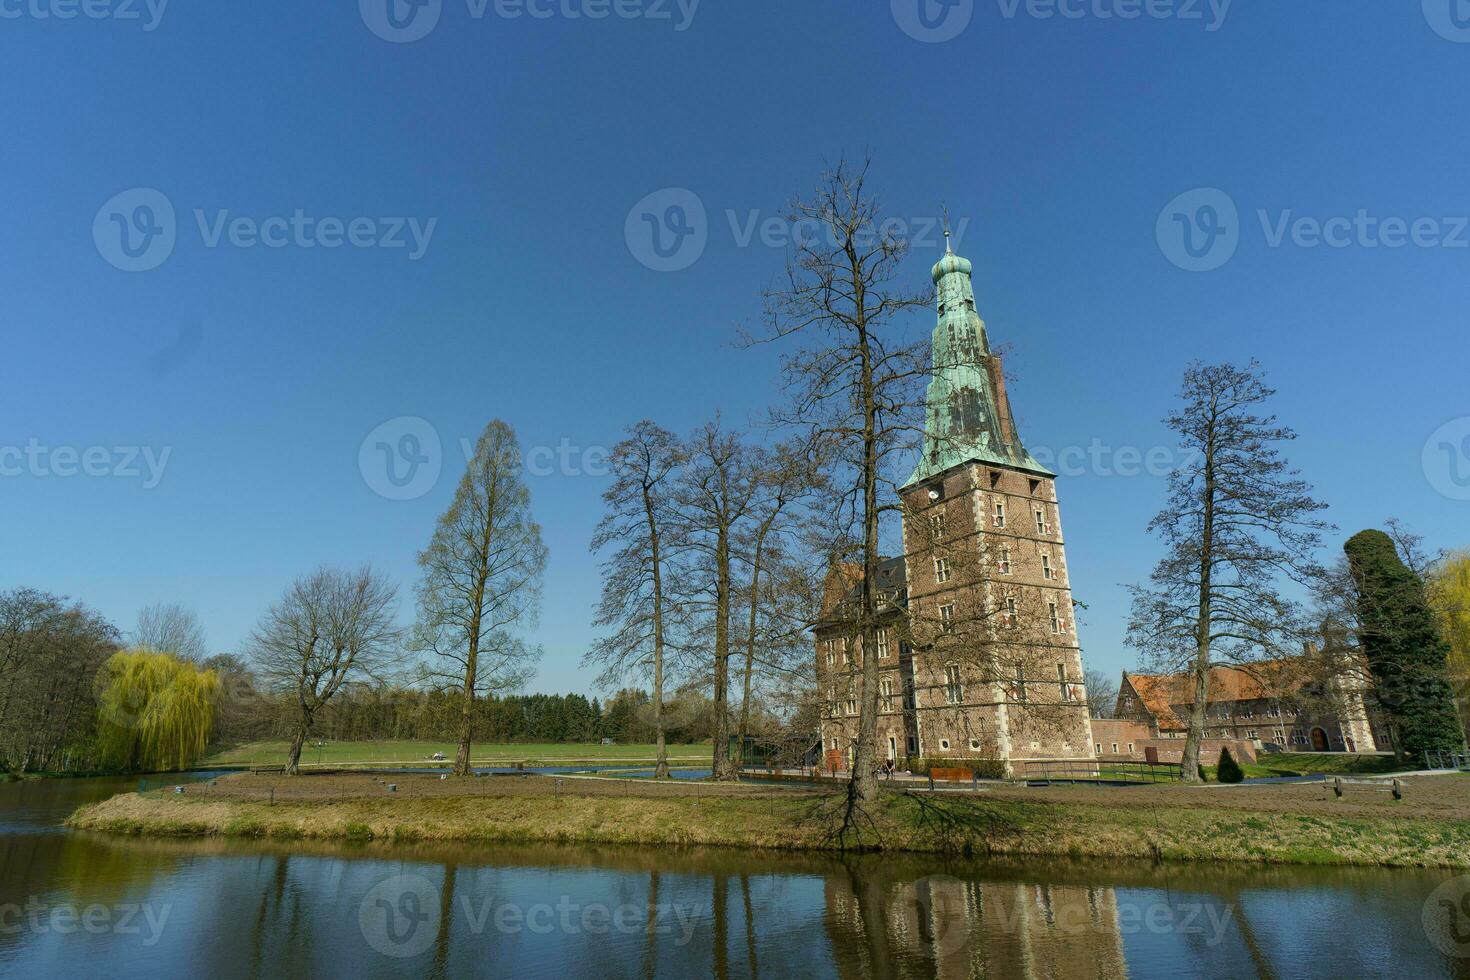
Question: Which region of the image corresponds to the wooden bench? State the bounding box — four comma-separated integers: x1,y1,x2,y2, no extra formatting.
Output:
250,765,286,775
1329,776,1403,801
930,767,974,783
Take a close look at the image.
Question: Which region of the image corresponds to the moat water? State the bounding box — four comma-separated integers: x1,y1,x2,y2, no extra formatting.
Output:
2,774,1468,979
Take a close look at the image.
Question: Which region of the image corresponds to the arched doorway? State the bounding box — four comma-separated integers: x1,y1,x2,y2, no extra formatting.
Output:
1310,727,1329,751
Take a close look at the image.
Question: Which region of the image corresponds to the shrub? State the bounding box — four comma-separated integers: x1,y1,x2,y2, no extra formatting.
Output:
1197,764,1209,783
1217,748,1244,784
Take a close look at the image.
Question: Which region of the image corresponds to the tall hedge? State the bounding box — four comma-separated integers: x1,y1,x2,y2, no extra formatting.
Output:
1344,529,1465,760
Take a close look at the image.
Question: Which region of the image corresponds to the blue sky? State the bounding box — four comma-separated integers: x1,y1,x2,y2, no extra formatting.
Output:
3,1,1468,697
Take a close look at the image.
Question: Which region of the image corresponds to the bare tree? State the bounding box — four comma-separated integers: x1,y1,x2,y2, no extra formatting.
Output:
411,420,546,776
585,421,687,778
1127,361,1331,782
1084,668,1118,719
250,566,402,774
747,156,931,804
677,419,763,780
734,441,825,761
134,601,209,661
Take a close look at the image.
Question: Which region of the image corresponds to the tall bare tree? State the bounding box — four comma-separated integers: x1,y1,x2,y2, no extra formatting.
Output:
678,419,762,781
734,441,824,761
134,601,209,661
585,421,686,778
412,420,546,776
250,565,402,774
1084,668,1118,720
1127,360,1331,782
747,157,930,803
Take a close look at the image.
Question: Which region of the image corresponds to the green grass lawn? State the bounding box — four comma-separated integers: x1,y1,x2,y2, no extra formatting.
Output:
203,740,712,769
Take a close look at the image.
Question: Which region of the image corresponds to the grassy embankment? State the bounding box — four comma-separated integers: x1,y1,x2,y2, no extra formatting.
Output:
67,771,1470,869
1203,752,1407,781
202,740,711,769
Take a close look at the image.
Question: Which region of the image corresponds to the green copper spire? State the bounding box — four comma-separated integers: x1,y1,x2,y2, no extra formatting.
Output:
904,235,1051,487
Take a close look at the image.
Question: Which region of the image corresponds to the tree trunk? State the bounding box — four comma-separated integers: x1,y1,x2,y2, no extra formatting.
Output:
1180,419,1217,784
852,309,881,803
646,485,670,780
711,527,736,780
285,725,308,775
736,533,767,767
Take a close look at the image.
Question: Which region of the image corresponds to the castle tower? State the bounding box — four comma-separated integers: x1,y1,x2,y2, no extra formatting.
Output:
897,237,1095,774
813,239,1096,776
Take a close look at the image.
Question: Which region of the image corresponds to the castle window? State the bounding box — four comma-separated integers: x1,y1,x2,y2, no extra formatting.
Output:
944,664,963,705
940,604,955,632
1127,743,1134,753
1041,554,1053,580
1095,743,1102,754
1004,596,1018,625
929,512,946,541
1112,743,1119,754
934,557,952,584
1035,509,1048,534
993,500,1006,528
907,735,918,754
1048,601,1060,634
998,547,1012,575
880,677,894,713
824,640,835,668
1056,663,1067,699
876,629,890,658
939,738,951,751
828,685,838,716
842,637,852,664
845,695,857,716
1029,479,1040,495
1014,664,1027,702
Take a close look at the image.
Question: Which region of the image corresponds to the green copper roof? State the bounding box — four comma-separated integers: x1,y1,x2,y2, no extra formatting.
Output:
904,241,1052,488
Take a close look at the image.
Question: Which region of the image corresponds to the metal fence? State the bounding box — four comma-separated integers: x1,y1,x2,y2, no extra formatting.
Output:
1423,749,1470,771
1020,760,1183,785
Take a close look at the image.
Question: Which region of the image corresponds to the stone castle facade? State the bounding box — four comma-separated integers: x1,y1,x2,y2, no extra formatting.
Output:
816,240,1095,776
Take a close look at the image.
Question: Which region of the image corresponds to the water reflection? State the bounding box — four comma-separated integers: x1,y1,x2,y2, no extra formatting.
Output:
2,777,1467,979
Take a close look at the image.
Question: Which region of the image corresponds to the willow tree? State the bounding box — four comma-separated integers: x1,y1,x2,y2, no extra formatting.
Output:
94,649,220,772
412,420,546,776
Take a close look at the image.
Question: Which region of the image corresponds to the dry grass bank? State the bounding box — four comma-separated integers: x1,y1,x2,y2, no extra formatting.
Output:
66,772,1470,869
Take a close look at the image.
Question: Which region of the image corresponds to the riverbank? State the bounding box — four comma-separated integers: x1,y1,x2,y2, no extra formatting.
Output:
65,771,1470,868
200,739,712,770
